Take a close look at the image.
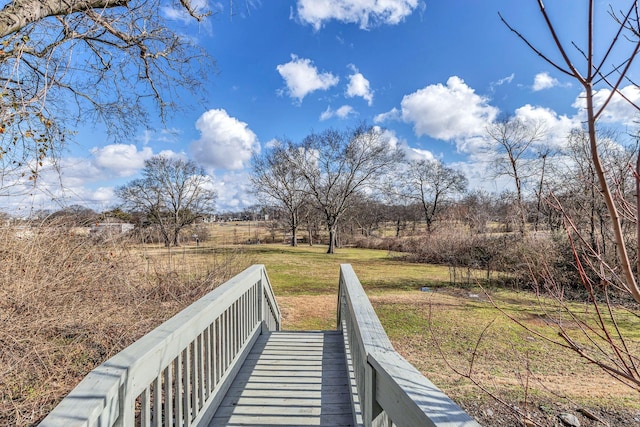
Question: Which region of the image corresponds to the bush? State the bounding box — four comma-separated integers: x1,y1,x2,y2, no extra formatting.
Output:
353,228,581,291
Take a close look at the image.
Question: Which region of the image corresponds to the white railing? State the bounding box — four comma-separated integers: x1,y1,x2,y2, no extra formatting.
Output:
338,264,481,427
40,264,280,427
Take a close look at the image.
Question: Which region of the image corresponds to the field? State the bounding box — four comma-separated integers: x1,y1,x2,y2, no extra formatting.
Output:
1,221,639,426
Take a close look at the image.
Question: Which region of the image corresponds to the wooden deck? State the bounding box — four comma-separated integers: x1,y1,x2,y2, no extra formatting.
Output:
209,331,355,426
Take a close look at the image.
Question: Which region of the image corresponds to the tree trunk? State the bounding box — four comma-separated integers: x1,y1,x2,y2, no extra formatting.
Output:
534,154,547,232
327,226,337,254
515,174,526,235
290,210,298,247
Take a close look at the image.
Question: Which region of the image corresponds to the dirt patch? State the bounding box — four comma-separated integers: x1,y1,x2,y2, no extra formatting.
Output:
277,295,338,330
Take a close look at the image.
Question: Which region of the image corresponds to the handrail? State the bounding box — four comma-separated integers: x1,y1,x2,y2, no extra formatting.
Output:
338,264,481,427
40,264,280,427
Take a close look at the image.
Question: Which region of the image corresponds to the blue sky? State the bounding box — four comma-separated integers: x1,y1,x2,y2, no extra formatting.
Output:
14,0,640,214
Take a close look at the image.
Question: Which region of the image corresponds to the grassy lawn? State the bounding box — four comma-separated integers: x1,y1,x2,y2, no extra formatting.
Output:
245,243,453,294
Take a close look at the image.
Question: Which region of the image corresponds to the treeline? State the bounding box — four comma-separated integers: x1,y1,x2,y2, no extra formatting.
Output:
249,122,640,295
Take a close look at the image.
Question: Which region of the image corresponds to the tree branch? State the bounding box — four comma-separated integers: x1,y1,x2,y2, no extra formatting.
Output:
0,0,128,38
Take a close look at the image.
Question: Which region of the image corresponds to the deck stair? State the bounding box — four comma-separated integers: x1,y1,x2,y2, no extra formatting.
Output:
39,264,481,427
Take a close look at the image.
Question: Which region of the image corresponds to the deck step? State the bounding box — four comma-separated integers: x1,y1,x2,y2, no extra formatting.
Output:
209,330,354,426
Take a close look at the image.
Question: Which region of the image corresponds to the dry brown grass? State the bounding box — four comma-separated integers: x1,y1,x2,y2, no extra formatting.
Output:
0,222,248,426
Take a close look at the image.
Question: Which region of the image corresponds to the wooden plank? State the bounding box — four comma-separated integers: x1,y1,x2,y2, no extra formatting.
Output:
209,331,354,427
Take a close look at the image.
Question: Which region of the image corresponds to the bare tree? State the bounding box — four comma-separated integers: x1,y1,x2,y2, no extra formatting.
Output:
395,158,467,233
116,155,216,247
501,0,640,302
459,190,495,234
494,0,640,392
557,128,637,256
0,0,212,191
532,145,556,232
292,125,402,254
486,114,546,235
250,140,308,246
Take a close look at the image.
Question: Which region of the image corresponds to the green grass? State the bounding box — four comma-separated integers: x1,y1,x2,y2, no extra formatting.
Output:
243,243,456,295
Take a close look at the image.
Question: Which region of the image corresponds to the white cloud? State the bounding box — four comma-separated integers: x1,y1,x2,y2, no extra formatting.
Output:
296,0,420,30
374,107,400,123
400,76,499,140
264,138,281,149
91,187,116,203
515,104,577,149
90,144,154,177
533,72,559,91
0,145,188,213
375,127,434,162
214,171,256,211
489,73,514,92
496,73,514,86
346,65,373,105
572,84,640,126
320,105,355,120
455,136,493,158
0,156,120,213
190,109,260,170
404,146,435,162
276,54,339,102
137,128,181,147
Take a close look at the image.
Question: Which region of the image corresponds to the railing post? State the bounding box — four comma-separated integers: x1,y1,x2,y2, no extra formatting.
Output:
364,362,382,427
336,275,343,329
258,270,266,333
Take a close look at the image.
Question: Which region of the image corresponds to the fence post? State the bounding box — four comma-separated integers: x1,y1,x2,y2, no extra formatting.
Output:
364,362,383,427
258,269,266,333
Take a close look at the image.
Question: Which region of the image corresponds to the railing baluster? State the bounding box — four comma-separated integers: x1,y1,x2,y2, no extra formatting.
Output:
198,333,205,410
152,374,161,427
141,387,151,427
233,300,240,359
225,308,231,370
253,284,257,328
164,364,173,427
214,317,220,386
245,292,249,339
192,337,199,415
183,346,191,427
241,294,245,344
204,325,211,399
222,313,227,376
230,303,235,359
174,353,183,427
